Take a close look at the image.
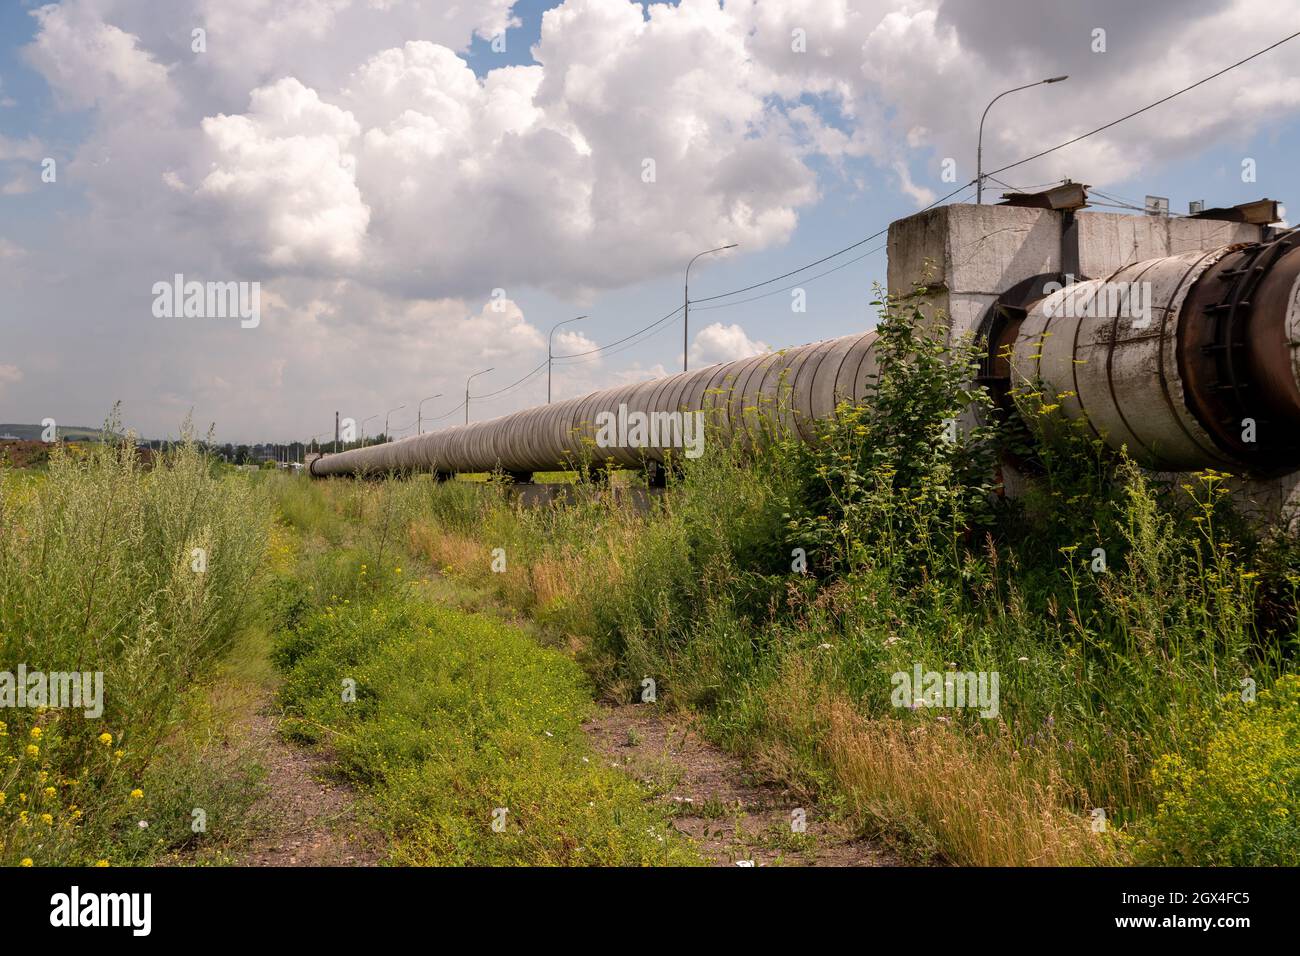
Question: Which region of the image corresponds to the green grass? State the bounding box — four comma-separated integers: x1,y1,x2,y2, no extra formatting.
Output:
375,297,1299,866
1138,675,1300,865
262,474,699,866
268,577,696,865
32,291,1278,869
0,419,271,866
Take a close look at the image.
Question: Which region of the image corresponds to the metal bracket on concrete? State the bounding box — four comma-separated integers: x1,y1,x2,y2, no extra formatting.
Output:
1186,198,1282,225
998,181,1090,211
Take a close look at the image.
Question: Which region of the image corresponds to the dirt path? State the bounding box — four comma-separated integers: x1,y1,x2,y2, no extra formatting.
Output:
237,694,384,867
585,704,900,867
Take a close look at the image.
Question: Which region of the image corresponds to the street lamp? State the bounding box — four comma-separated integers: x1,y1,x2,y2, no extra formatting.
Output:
384,403,406,443
548,315,587,403
465,367,494,425
418,394,443,435
360,414,378,447
977,75,1068,204
684,243,737,372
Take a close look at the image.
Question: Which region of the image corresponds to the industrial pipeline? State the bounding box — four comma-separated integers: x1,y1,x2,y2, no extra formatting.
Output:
310,230,1300,483
310,329,880,479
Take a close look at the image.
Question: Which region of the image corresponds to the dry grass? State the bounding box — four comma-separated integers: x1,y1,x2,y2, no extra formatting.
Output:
408,518,480,576
759,660,1122,866
343,481,1140,866
528,553,580,610
408,509,637,620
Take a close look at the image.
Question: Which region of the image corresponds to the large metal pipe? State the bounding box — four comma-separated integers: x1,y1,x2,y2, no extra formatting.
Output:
997,233,1300,474
313,233,1300,481
310,330,881,478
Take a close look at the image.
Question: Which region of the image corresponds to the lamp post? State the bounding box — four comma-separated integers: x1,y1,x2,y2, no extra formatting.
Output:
684,243,737,372
465,367,494,426
418,394,443,435
360,414,378,447
548,315,587,403
977,75,1068,204
384,403,406,443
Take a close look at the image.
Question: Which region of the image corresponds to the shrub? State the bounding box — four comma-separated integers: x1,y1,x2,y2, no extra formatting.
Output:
0,417,269,865
782,295,1000,582
1139,675,1300,865
351,296,1297,866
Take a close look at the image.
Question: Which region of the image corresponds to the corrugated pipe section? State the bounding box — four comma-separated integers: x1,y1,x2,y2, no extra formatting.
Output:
310,330,880,478
313,233,1300,481
999,234,1300,474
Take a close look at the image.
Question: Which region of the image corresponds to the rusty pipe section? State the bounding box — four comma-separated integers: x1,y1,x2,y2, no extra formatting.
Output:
998,233,1300,474
310,331,880,478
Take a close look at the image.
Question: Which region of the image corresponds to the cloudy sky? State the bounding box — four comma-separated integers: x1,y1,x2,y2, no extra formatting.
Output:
1,0,1298,443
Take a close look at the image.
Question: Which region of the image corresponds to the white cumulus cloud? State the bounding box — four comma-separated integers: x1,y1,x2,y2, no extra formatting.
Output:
689,322,770,367
197,78,369,271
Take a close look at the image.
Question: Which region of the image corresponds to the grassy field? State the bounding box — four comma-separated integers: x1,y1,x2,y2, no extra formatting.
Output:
262,477,699,865
0,426,270,866
354,301,1300,866
4,301,1297,867
1,433,701,866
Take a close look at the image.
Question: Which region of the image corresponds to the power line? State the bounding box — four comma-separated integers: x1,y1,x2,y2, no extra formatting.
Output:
984,175,1069,196
476,367,549,404
1089,189,1181,217
691,29,1299,312
399,29,1300,426
407,359,550,430
1090,187,1151,209
555,305,684,364
985,28,1300,181
423,399,466,423
553,305,683,360
381,360,545,434
689,179,976,305
691,241,886,312
995,177,1069,193
547,178,974,357
555,306,684,364
692,184,978,313
476,358,548,399
1090,187,1190,217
